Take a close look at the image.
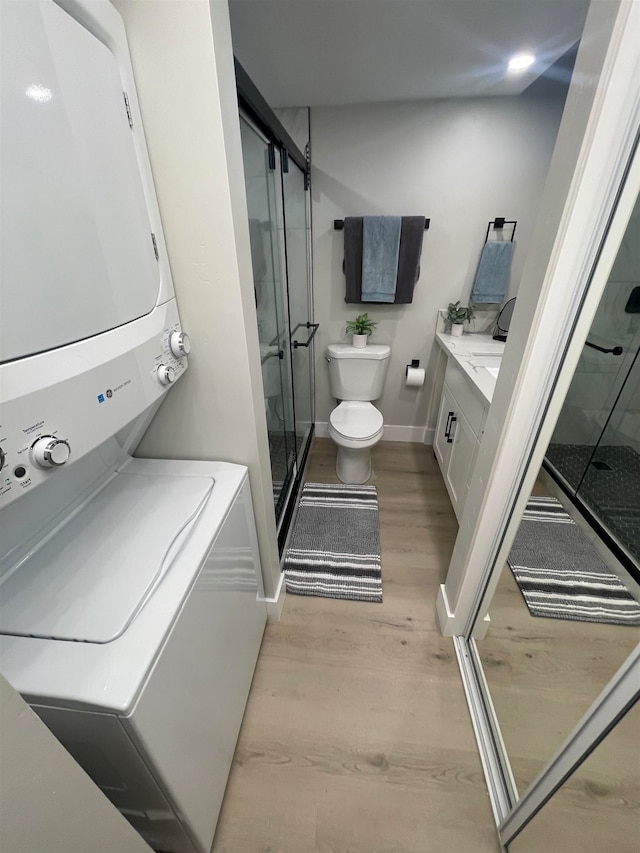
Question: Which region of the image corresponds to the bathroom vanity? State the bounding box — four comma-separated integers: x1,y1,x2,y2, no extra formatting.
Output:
433,334,504,520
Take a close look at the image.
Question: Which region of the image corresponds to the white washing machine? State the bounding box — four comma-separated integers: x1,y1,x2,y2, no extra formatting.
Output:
0,3,267,852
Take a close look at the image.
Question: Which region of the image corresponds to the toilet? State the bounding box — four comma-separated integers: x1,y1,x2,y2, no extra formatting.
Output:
326,343,391,484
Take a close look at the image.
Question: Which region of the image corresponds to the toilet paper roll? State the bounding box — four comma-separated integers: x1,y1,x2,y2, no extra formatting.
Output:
405,366,425,387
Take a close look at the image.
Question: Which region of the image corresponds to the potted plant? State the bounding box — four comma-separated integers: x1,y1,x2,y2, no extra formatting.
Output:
346,312,378,348
447,301,473,337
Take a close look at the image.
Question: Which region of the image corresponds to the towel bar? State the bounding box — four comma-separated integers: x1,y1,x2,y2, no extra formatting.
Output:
334,218,430,231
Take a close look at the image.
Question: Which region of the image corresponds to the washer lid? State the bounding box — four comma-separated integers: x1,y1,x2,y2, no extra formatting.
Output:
0,472,214,644
329,401,383,440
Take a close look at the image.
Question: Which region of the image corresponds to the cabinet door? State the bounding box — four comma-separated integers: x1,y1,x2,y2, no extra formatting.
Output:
434,385,457,469
446,406,479,519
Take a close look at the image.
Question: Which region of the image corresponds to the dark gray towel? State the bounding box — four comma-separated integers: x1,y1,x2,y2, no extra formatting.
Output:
344,217,363,304
343,216,425,304
395,216,425,304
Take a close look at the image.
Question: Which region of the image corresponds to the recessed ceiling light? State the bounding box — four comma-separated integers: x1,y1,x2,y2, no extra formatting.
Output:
508,53,536,72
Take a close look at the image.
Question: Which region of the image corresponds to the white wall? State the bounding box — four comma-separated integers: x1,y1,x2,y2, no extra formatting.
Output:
0,676,151,853
311,96,565,436
113,0,282,601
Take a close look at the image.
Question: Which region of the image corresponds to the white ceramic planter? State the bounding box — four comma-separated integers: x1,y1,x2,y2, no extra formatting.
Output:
451,324,464,338
352,334,368,348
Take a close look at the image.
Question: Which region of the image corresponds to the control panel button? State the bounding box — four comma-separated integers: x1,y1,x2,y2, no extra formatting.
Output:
169,331,191,358
157,364,176,386
32,437,71,468
13,466,27,479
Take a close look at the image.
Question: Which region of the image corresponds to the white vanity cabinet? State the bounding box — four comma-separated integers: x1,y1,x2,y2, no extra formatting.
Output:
434,358,489,520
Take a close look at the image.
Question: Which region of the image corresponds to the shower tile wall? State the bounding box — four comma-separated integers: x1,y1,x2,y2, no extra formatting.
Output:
551,200,640,450
547,196,640,564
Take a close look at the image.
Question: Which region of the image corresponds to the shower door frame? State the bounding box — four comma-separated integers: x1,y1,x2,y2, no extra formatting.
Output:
440,6,640,848
236,61,316,552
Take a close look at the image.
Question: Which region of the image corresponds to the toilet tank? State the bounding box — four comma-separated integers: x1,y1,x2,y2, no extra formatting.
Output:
327,344,391,401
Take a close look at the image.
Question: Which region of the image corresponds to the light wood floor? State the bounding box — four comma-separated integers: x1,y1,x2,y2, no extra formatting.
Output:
212,439,501,853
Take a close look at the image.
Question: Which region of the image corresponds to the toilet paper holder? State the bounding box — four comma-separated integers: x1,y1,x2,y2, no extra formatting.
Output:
405,359,420,376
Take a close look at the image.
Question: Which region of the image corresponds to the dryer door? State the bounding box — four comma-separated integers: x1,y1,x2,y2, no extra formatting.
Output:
1,0,161,363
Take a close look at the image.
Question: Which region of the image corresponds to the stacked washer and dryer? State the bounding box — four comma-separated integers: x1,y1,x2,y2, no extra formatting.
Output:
0,2,267,852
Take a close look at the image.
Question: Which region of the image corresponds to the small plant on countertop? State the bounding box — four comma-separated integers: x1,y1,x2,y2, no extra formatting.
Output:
346,313,378,336
447,301,469,325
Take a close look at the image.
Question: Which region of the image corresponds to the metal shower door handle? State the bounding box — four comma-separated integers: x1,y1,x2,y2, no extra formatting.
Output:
292,322,319,349
585,340,623,355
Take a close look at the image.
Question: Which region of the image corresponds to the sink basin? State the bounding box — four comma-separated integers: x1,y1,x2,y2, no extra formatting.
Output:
469,355,502,367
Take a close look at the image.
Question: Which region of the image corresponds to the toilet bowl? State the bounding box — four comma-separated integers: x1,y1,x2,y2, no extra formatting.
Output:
328,401,384,484
326,343,391,484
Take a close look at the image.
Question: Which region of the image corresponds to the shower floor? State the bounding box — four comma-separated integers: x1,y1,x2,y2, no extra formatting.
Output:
546,443,640,565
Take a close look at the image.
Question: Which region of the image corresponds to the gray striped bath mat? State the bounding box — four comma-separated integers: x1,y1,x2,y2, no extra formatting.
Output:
284,482,382,602
508,496,640,626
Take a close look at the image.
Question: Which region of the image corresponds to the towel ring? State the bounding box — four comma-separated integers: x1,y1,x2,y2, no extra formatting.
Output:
485,218,517,243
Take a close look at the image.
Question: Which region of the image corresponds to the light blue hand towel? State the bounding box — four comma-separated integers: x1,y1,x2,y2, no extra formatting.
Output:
470,240,513,304
361,216,402,302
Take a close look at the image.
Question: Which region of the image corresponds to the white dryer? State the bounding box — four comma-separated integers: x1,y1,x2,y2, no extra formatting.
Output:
0,2,267,852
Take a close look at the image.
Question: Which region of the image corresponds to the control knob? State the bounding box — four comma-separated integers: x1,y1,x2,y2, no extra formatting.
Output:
0,447,5,470
157,364,176,386
32,436,71,468
169,331,191,358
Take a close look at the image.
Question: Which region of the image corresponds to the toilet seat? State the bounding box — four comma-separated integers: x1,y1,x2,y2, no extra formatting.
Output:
329,401,383,441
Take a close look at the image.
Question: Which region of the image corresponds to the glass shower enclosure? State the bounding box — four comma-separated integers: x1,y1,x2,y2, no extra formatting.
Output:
238,87,315,547
545,194,640,575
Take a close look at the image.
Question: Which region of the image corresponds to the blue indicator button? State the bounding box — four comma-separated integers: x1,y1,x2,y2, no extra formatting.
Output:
97,394,105,403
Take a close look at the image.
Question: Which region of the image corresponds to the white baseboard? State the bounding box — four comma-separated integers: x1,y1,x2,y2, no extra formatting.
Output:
314,421,426,443
424,427,435,446
261,571,286,622
382,424,427,443
436,583,455,636
437,583,490,637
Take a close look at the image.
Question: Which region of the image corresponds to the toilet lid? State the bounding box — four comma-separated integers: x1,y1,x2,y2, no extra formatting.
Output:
330,401,383,440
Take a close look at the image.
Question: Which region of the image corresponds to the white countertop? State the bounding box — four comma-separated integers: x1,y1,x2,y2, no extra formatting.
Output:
436,332,505,404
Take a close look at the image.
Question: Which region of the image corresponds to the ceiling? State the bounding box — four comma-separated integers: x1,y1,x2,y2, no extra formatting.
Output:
228,0,590,108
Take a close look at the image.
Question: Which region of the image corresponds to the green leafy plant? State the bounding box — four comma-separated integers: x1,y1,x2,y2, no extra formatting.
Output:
346,312,378,336
447,301,474,325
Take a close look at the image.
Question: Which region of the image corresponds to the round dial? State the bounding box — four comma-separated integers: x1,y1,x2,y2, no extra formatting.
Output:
32,436,71,469
157,364,176,386
169,331,191,358
0,447,5,470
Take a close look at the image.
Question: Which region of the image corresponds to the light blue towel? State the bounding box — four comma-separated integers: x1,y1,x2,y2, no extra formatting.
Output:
361,216,402,302
470,240,513,303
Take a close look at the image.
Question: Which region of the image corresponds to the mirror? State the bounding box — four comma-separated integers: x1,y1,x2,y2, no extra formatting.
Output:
473,192,640,798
